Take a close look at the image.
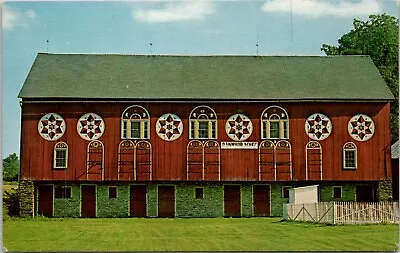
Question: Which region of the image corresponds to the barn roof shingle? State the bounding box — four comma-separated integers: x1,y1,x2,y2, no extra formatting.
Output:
18,53,394,101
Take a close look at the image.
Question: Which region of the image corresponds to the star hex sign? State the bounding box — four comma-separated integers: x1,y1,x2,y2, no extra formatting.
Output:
348,114,375,141
156,113,183,141
225,114,253,141
305,113,332,141
38,113,66,141
77,113,105,140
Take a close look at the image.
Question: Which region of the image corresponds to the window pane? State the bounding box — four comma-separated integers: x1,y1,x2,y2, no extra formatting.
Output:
55,150,67,168
143,121,148,139
261,121,267,139
333,187,342,198
131,121,141,138
211,121,216,139
55,187,63,198
270,122,280,138
282,187,290,198
195,188,204,199
345,150,356,168
109,187,117,198
55,187,71,198
198,121,209,138
283,121,288,138
190,121,195,139
122,121,128,138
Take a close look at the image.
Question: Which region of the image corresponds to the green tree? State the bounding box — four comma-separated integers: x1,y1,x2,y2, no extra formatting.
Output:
3,153,20,182
321,14,399,143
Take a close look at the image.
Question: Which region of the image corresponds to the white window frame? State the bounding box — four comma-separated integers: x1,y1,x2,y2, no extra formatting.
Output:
121,105,150,140
189,106,217,140
53,142,68,169
261,106,289,140
343,142,357,169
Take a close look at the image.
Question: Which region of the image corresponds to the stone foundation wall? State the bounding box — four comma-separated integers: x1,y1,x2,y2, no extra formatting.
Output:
175,183,223,217
146,184,158,217
53,185,80,217
270,183,290,216
18,180,34,217
97,185,129,217
34,182,369,218
319,183,356,202
377,180,393,201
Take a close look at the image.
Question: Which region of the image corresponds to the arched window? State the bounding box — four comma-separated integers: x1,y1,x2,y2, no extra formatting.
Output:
121,105,150,139
87,140,104,180
189,105,217,139
261,106,289,139
118,140,135,180
343,142,357,169
275,140,292,181
259,140,275,181
53,142,68,169
136,141,152,181
306,141,322,180
204,140,220,181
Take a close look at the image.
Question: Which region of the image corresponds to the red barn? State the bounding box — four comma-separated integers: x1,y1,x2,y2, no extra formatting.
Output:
18,53,394,217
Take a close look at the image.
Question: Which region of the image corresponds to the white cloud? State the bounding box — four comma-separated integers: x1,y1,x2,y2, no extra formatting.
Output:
262,0,382,18
3,6,37,30
133,1,214,23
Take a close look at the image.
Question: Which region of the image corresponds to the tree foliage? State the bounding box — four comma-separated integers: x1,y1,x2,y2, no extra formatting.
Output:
321,14,399,143
3,153,20,182
3,190,19,218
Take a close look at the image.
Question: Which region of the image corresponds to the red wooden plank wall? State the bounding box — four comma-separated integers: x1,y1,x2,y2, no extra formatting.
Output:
20,102,392,182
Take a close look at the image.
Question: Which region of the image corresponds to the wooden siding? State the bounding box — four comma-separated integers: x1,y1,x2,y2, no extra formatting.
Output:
20,102,392,182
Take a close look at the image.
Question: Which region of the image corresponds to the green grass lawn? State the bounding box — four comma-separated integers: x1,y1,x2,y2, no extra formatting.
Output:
3,218,399,251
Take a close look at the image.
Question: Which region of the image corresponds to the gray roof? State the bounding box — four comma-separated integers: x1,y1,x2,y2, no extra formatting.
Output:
18,53,394,101
392,140,399,159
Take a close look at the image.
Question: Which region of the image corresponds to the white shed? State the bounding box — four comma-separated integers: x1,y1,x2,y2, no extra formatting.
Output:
289,185,319,204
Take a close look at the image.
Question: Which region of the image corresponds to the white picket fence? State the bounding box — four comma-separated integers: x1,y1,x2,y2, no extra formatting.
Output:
283,201,399,224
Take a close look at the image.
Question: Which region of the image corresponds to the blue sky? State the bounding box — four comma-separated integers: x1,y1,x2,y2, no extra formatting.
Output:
1,0,398,159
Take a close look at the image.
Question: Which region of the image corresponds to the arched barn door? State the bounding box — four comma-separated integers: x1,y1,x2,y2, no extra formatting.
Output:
87,140,104,181
306,141,323,180
259,140,275,181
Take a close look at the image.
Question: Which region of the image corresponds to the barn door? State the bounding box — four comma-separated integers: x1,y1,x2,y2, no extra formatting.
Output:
37,185,53,217
81,185,96,217
224,185,241,217
158,186,175,218
253,185,270,217
130,185,147,217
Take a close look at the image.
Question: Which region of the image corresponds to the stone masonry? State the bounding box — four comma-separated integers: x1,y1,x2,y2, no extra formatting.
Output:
377,180,393,201
18,180,34,217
